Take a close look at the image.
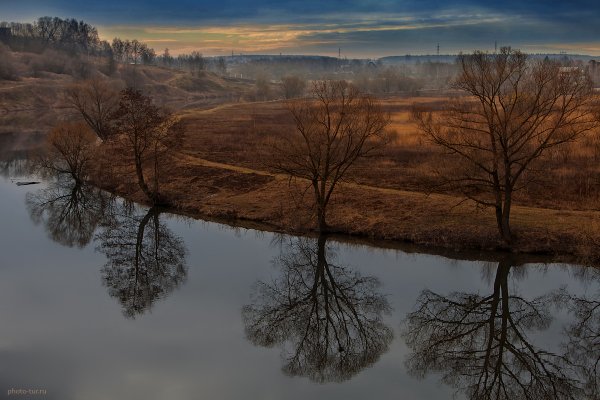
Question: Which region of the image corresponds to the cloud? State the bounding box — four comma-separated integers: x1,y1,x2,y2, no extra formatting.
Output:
95,12,515,55
143,39,179,43
2,0,600,57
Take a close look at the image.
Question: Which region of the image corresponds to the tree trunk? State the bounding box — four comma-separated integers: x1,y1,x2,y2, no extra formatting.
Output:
317,210,327,233
313,180,328,233
494,208,512,245
501,190,512,244
317,234,327,270
495,205,503,241
493,183,513,245
151,147,163,205
134,155,153,202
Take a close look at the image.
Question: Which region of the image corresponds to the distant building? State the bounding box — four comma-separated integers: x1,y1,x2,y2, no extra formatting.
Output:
0,27,11,43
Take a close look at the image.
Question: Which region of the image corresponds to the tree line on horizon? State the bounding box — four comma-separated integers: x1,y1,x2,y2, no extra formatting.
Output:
0,17,227,77
0,16,465,94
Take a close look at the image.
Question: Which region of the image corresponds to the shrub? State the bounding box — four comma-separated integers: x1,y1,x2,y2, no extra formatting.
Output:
0,43,18,80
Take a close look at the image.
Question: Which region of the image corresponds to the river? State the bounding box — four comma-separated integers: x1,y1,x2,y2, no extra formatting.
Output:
0,158,598,400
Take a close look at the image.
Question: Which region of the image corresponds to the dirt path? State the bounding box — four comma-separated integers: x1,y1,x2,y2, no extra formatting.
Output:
176,150,600,222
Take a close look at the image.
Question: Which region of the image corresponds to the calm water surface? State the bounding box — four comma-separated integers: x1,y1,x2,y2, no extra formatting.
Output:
0,166,598,400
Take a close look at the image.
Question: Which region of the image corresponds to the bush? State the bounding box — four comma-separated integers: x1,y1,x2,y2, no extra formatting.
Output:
0,43,18,80
31,49,69,76
281,75,306,99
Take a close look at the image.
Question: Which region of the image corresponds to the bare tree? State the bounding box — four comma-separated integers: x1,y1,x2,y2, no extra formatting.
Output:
111,38,125,63
160,48,173,67
254,75,271,101
66,78,120,141
272,80,390,232
36,16,61,45
0,43,17,80
413,48,595,244
38,122,97,183
281,75,306,99
130,39,142,65
111,88,183,205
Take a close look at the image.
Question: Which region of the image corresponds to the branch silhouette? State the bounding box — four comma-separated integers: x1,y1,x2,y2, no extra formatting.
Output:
402,258,580,400
96,205,187,318
243,234,393,383
561,267,600,399
26,178,113,248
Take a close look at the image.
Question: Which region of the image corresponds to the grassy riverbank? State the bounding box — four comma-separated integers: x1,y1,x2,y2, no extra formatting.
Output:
4,78,594,260
83,95,600,261
92,165,600,261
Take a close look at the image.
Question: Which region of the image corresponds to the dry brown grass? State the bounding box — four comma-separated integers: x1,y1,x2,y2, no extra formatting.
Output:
4,52,595,258
87,95,600,259
90,149,600,258
179,95,600,211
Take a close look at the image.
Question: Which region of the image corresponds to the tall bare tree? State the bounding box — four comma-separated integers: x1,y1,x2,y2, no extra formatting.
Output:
272,80,390,232
413,48,595,244
111,88,183,205
66,78,120,141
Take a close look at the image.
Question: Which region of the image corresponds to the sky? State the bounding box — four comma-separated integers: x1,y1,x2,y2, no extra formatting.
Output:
1,0,599,58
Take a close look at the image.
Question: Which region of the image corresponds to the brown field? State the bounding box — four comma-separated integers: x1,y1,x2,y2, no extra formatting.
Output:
90,95,600,260
177,96,600,210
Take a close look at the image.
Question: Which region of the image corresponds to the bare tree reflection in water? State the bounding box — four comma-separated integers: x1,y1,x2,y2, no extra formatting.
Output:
402,258,581,400
26,178,114,248
561,267,600,399
242,234,393,383
96,206,187,318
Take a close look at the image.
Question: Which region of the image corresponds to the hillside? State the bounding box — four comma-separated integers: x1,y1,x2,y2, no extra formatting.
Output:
0,45,254,154
379,53,600,65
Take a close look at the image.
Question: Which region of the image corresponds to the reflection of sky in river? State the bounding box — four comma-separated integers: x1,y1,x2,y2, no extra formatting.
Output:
0,175,594,400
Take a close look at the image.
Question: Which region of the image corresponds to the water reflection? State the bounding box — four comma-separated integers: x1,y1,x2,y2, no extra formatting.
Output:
0,156,33,178
21,168,189,319
242,234,393,383
402,258,580,400
26,178,113,248
6,158,600,397
96,205,188,318
562,267,600,399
